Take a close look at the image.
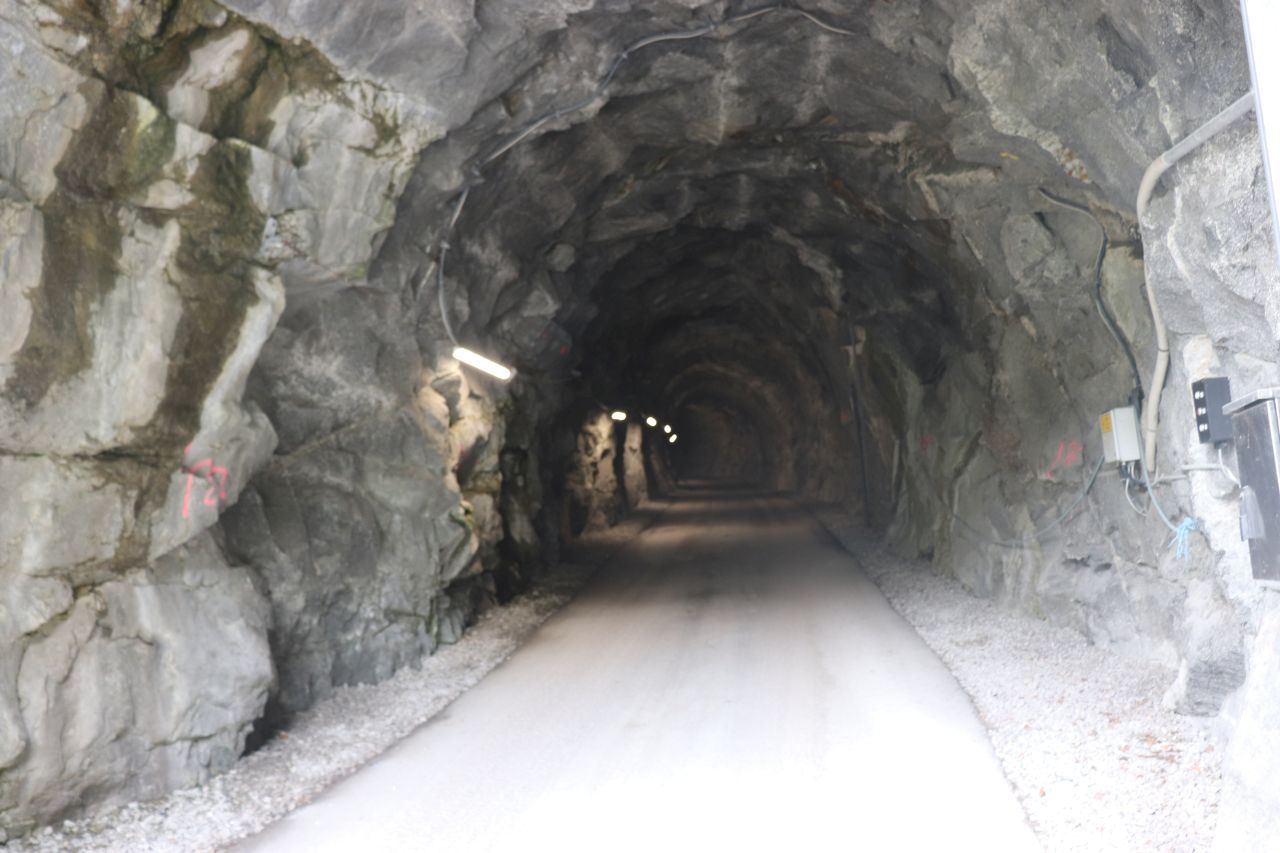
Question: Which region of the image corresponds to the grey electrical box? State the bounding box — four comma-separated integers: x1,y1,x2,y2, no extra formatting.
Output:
1099,406,1141,464
1224,388,1280,583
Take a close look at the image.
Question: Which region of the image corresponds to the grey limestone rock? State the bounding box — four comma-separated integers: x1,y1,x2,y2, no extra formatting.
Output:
0,533,271,835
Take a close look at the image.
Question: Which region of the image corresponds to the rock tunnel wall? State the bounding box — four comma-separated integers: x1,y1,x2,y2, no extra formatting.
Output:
4,0,1280,843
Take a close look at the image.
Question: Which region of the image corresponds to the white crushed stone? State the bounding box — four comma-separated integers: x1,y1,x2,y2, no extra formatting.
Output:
6,513,659,853
815,507,1222,853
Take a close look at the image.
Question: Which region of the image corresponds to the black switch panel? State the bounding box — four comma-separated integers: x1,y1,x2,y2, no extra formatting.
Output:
1192,377,1233,444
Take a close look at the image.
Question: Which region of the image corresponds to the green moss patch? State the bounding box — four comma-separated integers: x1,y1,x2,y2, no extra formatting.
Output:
5,194,123,409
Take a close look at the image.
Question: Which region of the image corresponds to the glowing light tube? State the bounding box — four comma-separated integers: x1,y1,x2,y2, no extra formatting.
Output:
453,347,514,381
645,416,658,427
611,411,628,421
669,434,678,444
663,425,672,434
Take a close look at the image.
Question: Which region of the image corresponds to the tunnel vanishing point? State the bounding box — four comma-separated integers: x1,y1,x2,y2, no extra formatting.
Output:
5,0,1280,845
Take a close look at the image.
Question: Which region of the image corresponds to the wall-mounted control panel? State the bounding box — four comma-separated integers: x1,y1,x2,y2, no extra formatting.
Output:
1224,388,1280,584
1099,406,1142,464
1192,377,1233,444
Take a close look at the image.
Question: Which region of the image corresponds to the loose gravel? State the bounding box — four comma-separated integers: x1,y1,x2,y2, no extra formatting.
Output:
5,511,660,853
815,507,1222,852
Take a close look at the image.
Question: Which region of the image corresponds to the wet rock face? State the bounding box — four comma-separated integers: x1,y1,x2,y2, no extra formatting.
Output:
3,0,1280,841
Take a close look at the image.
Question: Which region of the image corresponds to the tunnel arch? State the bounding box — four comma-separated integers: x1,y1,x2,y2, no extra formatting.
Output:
7,0,1280,837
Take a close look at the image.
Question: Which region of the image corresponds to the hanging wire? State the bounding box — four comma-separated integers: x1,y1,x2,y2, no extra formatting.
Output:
1030,189,1210,558
1123,473,1149,517
788,7,857,36
1132,424,1204,560
434,187,471,346
1037,188,1145,410
1217,445,1241,487
426,4,860,341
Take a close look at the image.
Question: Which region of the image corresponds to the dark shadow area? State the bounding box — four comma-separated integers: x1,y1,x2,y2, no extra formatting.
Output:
674,479,774,494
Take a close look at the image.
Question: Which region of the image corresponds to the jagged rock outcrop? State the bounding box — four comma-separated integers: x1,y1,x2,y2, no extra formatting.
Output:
0,533,271,834
0,0,495,830
564,411,627,535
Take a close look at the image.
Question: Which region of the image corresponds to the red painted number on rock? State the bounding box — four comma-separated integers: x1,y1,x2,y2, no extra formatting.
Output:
182,444,230,518
1043,440,1083,479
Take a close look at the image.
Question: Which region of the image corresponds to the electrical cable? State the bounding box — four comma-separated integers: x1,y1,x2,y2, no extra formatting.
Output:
1123,474,1149,517
1139,449,1180,534
1131,425,1203,559
435,186,470,346
1217,445,1241,487
788,7,858,36
429,3,859,342
1137,459,1202,558
478,15,763,167
939,455,1105,551
419,9,1204,564
1152,451,1240,487
724,5,783,25
1037,188,1144,410
1135,91,1255,475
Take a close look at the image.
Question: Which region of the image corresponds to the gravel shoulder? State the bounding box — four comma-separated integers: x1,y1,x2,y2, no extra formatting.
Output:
813,506,1222,853
5,509,663,853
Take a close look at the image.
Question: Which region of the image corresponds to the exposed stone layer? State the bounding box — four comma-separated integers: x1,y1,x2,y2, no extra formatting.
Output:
4,0,1280,844
0,533,271,835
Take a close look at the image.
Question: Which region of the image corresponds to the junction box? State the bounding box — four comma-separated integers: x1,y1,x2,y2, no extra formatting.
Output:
1099,406,1141,464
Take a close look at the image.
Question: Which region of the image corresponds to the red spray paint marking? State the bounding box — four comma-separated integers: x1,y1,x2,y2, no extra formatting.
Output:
840,411,850,425
918,434,936,451
182,443,230,518
1043,440,1083,479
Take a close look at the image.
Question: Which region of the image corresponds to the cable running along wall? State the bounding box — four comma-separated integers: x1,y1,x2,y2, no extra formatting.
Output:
417,4,858,335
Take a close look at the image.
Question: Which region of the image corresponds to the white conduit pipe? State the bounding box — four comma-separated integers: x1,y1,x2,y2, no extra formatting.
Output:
1135,91,1255,474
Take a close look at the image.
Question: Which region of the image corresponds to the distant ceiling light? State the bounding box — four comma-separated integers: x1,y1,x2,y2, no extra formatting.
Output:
452,347,513,381
611,411,628,421
663,424,672,434
645,416,658,427
669,434,678,444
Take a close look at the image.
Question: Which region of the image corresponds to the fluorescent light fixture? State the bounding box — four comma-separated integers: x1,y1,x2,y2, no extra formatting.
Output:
452,347,513,381
1242,0,1280,257
663,424,672,434
645,416,658,427
668,434,678,444
611,411,627,421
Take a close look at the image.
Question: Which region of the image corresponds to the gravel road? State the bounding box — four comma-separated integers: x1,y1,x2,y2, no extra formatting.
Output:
238,491,1036,852
9,492,1216,852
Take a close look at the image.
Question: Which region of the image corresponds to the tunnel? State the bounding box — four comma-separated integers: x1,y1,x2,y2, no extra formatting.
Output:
4,0,1280,847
